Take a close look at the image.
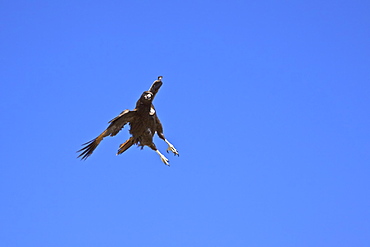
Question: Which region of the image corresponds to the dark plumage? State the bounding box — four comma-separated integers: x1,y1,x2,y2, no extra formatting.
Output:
77,76,179,165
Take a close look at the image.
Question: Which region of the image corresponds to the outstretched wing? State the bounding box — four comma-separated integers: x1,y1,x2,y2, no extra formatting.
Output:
135,76,163,108
77,110,136,160
107,109,136,136
148,77,163,99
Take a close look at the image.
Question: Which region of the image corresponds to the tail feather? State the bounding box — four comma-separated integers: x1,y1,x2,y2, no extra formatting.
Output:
77,130,107,160
117,137,135,155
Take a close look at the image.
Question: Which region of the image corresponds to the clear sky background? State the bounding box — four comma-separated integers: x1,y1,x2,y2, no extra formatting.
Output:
1,1,369,246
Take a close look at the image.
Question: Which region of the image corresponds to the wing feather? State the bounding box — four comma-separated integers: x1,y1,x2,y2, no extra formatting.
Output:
77,110,136,160
107,109,136,136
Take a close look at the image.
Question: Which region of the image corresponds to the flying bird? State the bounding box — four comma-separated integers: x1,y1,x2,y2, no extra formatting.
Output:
77,76,179,165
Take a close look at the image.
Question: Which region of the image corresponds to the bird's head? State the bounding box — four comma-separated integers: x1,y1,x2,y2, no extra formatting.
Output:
141,91,154,101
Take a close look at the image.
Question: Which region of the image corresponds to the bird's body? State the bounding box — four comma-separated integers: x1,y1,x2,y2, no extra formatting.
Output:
77,76,178,165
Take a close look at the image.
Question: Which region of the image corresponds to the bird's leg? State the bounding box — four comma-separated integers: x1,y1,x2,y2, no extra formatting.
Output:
164,139,179,156
155,150,170,166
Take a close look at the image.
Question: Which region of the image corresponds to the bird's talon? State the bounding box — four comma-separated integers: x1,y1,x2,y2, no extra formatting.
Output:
166,146,179,156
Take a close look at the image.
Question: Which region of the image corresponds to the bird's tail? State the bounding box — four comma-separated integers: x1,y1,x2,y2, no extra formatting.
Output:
77,130,107,160
117,137,135,155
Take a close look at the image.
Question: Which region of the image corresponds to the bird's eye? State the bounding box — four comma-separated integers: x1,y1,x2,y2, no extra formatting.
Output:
144,94,152,100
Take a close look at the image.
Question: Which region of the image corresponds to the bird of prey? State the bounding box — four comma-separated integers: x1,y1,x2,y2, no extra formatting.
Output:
77,76,179,166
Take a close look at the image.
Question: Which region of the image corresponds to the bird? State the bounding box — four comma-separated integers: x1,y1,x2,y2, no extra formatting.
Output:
77,76,179,166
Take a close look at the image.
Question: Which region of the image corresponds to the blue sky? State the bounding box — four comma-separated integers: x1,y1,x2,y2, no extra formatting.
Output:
1,0,369,246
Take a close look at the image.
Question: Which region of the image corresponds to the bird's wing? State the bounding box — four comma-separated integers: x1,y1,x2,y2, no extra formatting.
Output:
148,79,163,99
107,109,136,136
77,110,136,160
